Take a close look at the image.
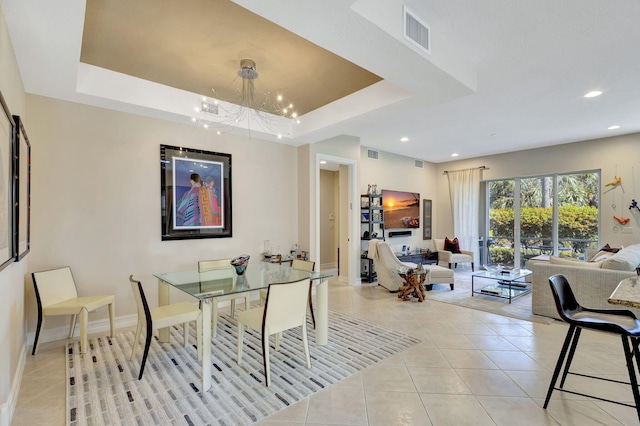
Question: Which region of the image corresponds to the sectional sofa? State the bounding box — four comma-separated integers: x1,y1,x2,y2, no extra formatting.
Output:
527,244,640,320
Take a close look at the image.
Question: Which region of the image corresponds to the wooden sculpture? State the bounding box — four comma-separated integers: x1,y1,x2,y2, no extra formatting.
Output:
397,269,426,302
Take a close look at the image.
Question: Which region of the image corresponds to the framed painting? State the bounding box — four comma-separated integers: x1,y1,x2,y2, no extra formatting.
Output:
422,199,432,240
12,115,31,261
0,91,15,270
160,145,232,240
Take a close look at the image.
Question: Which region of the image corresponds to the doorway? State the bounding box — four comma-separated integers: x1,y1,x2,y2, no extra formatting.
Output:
314,154,358,285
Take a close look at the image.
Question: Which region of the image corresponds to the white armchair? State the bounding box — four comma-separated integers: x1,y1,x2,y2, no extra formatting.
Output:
368,240,416,291
434,238,474,271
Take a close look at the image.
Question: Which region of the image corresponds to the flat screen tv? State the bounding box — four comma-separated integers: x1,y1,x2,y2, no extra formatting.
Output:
381,189,420,229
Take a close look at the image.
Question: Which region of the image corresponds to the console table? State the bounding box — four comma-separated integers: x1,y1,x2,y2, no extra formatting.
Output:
396,251,438,265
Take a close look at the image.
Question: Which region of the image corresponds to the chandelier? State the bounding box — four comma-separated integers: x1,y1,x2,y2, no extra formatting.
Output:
193,59,298,139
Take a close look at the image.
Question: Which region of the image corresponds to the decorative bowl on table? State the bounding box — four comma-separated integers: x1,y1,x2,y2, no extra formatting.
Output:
484,264,502,274
230,254,250,275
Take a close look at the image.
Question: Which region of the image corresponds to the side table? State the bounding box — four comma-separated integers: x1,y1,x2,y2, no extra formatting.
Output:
396,269,428,302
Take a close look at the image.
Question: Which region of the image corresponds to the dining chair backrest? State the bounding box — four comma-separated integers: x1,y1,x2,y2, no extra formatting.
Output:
129,276,153,327
33,266,79,307
548,274,582,322
198,258,233,272
264,278,310,335
291,259,315,272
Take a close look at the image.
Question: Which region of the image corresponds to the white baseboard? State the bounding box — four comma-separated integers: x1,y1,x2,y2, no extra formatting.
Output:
27,313,139,347
1,342,26,426
320,262,337,270
26,297,246,346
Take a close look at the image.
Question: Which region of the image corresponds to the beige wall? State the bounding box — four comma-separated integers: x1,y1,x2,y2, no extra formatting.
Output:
319,170,338,267
433,134,640,248
359,147,439,253
0,5,28,422
25,94,299,335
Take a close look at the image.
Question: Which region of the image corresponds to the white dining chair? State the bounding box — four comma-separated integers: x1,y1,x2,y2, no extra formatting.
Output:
198,259,252,337
31,266,115,355
260,259,317,327
237,277,311,387
129,275,202,379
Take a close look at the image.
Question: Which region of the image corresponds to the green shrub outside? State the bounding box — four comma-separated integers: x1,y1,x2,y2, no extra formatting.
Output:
488,205,598,261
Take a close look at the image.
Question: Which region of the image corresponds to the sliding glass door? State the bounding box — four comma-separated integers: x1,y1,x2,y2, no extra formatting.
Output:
484,170,599,268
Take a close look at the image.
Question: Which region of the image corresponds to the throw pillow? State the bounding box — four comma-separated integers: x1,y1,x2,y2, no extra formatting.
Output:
602,244,640,271
590,251,615,262
550,256,604,268
444,237,461,253
599,243,622,253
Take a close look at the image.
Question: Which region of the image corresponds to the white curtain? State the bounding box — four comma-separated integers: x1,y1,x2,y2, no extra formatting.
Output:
447,168,481,262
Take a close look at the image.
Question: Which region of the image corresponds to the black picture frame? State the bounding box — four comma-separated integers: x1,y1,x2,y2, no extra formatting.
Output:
422,199,432,240
12,115,31,261
0,91,15,270
160,144,232,240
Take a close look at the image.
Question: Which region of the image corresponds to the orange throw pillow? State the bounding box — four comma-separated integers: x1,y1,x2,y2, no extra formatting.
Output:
444,237,461,253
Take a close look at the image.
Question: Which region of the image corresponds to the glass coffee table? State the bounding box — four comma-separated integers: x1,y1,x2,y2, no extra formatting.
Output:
472,268,532,303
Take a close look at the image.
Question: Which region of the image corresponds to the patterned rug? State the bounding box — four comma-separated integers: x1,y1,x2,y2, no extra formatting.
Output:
424,271,553,324
66,310,420,425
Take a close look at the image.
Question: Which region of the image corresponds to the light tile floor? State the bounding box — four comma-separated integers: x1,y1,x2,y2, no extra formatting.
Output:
12,274,640,425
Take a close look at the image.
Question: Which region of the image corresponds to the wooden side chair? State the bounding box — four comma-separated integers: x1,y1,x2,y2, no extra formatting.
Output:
198,259,252,337
237,277,312,387
260,259,317,327
129,276,202,379
32,266,115,355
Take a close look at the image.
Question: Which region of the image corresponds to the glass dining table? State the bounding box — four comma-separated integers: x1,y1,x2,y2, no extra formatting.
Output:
154,262,333,392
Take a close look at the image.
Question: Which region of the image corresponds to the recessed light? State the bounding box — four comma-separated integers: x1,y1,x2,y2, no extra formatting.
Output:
400,137,409,142
608,125,621,130
584,91,602,98
451,153,459,157
320,160,327,164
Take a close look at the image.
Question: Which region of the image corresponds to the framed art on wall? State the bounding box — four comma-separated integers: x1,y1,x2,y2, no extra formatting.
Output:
12,115,31,261
160,145,232,240
0,91,15,270
422,199,432,240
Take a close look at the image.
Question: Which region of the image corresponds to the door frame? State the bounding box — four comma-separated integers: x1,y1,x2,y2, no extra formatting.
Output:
314,153,359,284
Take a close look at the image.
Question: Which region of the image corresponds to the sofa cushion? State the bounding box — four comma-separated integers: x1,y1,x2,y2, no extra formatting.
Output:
549,256,604,268
601,244,640,271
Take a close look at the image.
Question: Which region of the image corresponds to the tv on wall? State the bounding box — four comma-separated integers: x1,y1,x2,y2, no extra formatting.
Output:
381,189,420,229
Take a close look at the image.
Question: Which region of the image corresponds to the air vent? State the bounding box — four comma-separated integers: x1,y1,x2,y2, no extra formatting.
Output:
414,159,424,169
367,149,379,160
201,101,219,115
404,7,430,55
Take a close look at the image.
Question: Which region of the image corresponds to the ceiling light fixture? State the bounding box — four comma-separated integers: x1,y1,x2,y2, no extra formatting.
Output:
451,153,459,157
584,90,602,98
608,125,621,130
400,137,409,142
193,59,298,139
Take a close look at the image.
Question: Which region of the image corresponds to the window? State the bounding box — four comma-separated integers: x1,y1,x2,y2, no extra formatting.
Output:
482,170,599,267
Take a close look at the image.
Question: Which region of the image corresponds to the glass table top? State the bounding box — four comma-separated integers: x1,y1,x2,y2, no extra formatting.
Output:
473,268,532,281
154,262,332,300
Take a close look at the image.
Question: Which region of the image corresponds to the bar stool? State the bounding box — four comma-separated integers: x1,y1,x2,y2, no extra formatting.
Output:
544,274,640,422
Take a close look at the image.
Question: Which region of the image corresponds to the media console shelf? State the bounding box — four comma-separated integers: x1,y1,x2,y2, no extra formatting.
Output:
395,251,439,265
361,194,384,283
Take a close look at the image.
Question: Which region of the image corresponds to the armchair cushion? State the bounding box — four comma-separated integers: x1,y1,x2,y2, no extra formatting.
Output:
444,237,461,253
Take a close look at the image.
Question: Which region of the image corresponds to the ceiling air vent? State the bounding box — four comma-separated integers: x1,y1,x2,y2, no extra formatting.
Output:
201,101,219,115
367,148,379,160
403,6,430,55
414,159,424,169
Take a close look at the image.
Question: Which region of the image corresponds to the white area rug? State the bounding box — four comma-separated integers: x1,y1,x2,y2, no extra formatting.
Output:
425,271,553,324
66,310,420,425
